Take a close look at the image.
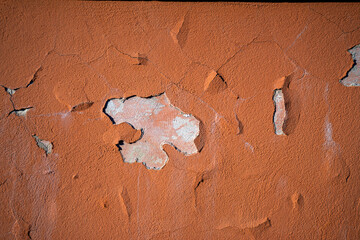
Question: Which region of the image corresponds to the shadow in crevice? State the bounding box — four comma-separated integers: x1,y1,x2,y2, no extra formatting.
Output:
194,118,206,153
282,73,302,135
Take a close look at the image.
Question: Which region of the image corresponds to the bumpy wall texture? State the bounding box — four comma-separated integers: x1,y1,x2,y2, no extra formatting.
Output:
1,2,360,239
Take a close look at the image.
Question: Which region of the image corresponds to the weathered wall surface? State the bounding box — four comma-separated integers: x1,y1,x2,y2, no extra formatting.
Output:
1,2,360,239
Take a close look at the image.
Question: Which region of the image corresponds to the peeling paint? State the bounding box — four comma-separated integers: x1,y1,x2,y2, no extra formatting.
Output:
203,70,227,93
10,107,32,117
33,135,53,155
170,14,189,49
273,89,286,135
26,67,43,88
239,217,271,230
71,102,94,112
340,44,360,87
104,93,200,169
291,192,303,209
5,87,16,95
1,3,360,239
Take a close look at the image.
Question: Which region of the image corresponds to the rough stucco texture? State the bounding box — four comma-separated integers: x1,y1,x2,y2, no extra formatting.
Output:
1,2,360,239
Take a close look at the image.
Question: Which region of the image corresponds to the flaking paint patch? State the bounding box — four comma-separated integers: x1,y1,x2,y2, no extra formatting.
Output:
11,108,32,117
33,135,53,155
340,44,360,87
273,89,286,135
104,93,200,170
203,70,227,94
6,87,16,95
1,3,360,239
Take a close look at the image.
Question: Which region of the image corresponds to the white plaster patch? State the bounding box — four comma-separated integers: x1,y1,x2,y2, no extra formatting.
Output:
176,122,199,143
173,116,189,129
104,93,200,170
106,100,124,116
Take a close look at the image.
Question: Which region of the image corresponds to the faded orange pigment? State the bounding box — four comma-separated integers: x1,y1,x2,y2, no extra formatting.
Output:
1,1,360,239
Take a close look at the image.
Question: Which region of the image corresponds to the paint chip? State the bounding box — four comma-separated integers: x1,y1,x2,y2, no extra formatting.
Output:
104,93,200,170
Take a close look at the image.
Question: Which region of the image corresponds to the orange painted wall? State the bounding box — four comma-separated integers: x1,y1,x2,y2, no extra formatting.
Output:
1,2,360,239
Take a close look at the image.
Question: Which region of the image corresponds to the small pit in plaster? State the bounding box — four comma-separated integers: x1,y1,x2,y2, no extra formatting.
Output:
103,93,200,170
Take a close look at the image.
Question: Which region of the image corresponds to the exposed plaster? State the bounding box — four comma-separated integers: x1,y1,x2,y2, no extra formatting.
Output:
104,93,200,170
32,135,53,155
340,44,360,87
273,89,286,136
10,108,32,117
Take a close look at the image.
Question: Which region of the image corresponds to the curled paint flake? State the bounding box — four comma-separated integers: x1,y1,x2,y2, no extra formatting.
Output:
203,70,227,93
104,93,200,170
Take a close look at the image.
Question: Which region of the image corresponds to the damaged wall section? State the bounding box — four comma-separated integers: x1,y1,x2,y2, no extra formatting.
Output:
340,44,360,87
103,93,200,170
273,89,286,135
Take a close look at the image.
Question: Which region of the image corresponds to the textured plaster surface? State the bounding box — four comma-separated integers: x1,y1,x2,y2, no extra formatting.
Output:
1,2,360,239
